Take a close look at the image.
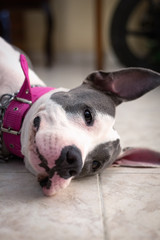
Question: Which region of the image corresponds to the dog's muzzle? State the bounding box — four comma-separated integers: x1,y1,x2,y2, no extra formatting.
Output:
38,145,83,195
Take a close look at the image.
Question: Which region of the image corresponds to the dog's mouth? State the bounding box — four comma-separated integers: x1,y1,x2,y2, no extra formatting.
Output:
35,148,71,196
35,146,82,196
37,172,72,196
38,174,51,188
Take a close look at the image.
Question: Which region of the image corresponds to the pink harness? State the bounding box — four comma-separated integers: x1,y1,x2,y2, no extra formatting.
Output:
2,54,55,158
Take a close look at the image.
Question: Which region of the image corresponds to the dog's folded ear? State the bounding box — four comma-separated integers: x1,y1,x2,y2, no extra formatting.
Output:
84,68,160,105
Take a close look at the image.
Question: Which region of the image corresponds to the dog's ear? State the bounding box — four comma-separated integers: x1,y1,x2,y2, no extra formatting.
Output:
113,147,160,168
84,68,160,105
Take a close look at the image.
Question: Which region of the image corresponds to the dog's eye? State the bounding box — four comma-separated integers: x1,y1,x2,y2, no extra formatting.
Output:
92,160,101,172
33,116,41,130
84,109,93,125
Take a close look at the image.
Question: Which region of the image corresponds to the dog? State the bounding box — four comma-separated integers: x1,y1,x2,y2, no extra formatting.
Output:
0,37,160,196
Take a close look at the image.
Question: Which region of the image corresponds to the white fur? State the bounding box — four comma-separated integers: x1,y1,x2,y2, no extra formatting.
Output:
0,38,45,96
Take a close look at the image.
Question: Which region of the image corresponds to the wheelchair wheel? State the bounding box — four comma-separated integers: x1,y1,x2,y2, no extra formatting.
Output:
110,0,160,72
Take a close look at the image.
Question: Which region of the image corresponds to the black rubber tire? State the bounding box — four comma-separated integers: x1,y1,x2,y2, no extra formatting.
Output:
110,0,160,72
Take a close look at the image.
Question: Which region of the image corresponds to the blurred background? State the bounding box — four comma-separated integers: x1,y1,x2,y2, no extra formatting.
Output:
0,0,160,87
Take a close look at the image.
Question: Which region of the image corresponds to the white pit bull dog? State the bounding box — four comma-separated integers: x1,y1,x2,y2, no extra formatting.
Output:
0,38,160,196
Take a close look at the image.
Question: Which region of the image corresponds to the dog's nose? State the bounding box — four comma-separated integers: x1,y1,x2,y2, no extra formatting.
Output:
55,145,83,179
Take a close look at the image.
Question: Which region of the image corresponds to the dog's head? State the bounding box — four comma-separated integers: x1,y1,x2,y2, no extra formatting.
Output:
21,68,160,196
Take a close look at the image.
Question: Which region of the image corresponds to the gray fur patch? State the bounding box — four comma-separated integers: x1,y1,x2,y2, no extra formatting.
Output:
50,84,116,117
76,139,121,178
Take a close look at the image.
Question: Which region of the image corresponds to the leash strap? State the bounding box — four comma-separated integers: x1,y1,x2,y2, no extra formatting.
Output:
2,54,54,158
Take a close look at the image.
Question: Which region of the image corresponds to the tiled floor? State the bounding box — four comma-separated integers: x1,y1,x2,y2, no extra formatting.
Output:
0,53,160,240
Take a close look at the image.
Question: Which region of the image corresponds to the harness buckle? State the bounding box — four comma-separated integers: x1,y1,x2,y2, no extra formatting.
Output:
1,125,21,135
14,96,32,105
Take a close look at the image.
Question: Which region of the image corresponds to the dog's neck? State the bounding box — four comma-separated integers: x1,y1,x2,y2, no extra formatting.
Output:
0,55,54,158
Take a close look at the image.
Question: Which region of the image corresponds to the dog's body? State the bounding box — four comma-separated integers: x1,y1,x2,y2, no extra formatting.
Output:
0,38,160,196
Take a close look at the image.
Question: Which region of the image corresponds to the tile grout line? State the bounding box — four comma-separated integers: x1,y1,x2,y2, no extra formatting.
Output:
97,174,109,240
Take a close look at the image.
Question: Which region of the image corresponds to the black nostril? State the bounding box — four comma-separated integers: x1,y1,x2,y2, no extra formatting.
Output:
67,151,77,165
69,170,77,177
55,145,83,179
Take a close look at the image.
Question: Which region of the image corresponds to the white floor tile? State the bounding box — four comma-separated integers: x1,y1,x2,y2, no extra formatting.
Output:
0,173,103,240
100,172,160,240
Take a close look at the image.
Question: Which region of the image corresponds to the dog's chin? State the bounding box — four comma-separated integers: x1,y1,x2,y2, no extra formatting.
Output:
39,173,72,196
28,152,72,196
28,142,73,196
